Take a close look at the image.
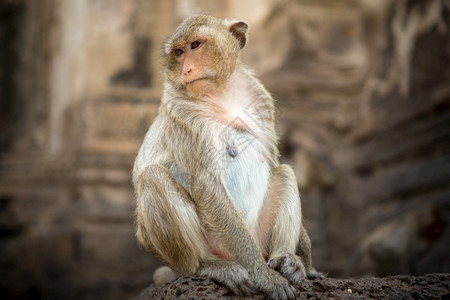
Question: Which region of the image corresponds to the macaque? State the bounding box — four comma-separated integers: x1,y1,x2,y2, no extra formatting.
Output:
133,14,323,300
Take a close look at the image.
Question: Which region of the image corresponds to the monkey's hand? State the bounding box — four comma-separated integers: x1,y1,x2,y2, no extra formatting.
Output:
268,253,307,285
253,268,297,300
196,260,255,296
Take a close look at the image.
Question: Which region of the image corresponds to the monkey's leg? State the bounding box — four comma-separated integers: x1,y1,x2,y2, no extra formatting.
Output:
296,226,325,279
136,165,211,277
256,164,322,285
135,165,255,295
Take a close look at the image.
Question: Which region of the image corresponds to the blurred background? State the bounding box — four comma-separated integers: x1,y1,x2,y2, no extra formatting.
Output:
1,0,449,299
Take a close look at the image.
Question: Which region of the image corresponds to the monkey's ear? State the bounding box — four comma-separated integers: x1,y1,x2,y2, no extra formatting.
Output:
228,21,248,49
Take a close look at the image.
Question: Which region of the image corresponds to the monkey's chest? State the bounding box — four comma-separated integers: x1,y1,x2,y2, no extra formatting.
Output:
222,130,271,228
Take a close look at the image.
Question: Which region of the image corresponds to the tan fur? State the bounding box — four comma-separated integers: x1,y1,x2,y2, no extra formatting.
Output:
133,14,323,299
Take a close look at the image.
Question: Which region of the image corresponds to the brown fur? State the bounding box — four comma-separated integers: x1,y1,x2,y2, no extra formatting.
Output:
133,14,323,300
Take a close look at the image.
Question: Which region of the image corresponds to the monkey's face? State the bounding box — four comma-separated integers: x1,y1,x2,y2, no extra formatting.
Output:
164,15,248,98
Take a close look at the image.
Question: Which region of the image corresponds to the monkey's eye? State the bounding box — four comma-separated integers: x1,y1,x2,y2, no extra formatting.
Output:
174,49,184,57
191,41,202,49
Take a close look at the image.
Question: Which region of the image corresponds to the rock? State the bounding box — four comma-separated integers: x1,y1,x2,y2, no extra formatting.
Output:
133,273,450,300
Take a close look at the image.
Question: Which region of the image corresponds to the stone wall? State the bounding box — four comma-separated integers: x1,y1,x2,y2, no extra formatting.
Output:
254,0,450,277
0,0,449,299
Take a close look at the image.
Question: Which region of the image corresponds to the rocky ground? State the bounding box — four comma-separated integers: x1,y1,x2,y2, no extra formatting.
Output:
134,273,450,300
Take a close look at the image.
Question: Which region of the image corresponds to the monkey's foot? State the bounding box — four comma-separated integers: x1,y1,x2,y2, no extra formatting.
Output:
268,253,307,285
196,260,255,296
306,268,326,280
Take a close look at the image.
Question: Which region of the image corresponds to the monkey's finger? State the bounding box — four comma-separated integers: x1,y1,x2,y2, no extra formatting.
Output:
266,283,297,300
237,278,255,296
306,268,327,280
226,279,254,296
241,280,256,296
286,284,297,300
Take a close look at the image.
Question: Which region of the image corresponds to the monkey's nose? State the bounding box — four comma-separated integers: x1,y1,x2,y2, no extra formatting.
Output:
183,68,192,76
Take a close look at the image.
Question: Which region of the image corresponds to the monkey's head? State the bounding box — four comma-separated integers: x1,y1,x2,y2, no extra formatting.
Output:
163,15,248,97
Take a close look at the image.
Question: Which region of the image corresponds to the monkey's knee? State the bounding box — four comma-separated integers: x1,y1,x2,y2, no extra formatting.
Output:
135,165,210,274
273,164,298,187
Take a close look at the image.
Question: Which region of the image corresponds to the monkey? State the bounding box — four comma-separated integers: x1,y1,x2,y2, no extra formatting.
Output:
133,14,323,300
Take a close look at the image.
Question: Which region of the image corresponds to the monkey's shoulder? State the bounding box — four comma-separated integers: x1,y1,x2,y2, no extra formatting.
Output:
132,116,172,178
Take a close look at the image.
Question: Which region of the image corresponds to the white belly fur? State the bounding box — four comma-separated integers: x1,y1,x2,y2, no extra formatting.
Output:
168,129,271,233
224,130,271,232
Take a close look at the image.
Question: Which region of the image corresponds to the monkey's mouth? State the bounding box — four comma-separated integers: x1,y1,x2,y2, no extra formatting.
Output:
184,76,215,86
185,78,207,85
